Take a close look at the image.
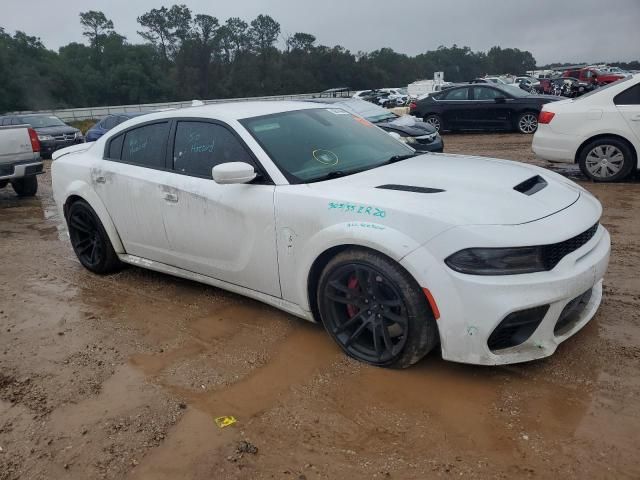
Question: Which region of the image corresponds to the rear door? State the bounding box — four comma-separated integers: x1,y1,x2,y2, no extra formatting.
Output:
614,82,640,145
159,119,281,297
95,121,174,263
470,86,512,129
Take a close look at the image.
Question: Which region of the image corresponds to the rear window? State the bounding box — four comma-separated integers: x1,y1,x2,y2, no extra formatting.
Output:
614,83,640,105
118,122,169,168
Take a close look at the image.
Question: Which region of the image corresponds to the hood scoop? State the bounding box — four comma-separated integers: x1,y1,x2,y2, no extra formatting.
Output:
514,175,548,196
376,184,445,194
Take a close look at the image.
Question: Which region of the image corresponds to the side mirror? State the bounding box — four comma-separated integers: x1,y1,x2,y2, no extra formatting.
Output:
494,96,507,103
212,162,257,184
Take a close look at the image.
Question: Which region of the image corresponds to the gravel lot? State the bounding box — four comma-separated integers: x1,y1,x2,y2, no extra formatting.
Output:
1,133,639,479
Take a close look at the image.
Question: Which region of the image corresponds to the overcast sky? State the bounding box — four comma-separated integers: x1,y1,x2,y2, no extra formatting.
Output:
2,0,639,65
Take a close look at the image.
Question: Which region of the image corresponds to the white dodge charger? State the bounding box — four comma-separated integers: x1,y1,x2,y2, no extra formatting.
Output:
52,102,610,367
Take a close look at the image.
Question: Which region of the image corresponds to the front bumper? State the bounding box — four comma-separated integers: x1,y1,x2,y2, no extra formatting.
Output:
413,136,444,153
400,197,610,365
0,160,44,181
40,138,85,156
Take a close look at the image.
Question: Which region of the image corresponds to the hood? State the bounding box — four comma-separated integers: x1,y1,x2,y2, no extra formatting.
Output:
375,115,437,136
311,154,580,226
34,125,80,135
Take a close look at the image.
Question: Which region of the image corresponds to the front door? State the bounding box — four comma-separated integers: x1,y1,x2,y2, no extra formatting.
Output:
614,82,640,145
160,119,281,298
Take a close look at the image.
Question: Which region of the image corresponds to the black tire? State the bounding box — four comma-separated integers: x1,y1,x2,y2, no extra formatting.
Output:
578,137,635,182
516,111,538,134
66,199,121,274
11,176,38,197
317,248,438,368
424,114,443,132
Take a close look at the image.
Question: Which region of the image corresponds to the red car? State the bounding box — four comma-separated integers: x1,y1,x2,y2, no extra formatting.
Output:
562,68,625,85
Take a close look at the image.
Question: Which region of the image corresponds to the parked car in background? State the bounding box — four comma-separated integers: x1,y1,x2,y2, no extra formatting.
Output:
515,76,541,92
307,98,443,152
0,114,83,158
472,77,508,85
562,67,625,86
0,124,43,196
411,84,562,134
533,74,640,182
52,101,610,367
86,112,146,142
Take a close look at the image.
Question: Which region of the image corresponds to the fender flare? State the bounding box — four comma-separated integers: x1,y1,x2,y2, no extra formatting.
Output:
62,180,125,253
293,221,424,312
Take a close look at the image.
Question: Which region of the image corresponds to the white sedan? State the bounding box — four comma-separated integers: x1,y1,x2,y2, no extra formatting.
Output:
533,73,640,181
52,102,610,367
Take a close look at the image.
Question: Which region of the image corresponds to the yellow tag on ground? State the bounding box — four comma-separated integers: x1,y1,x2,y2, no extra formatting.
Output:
214,416,237,428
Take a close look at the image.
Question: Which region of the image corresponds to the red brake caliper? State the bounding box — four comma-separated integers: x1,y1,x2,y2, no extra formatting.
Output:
346,275,359,318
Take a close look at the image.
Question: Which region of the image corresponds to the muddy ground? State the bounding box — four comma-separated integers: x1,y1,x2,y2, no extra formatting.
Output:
1,133,639,479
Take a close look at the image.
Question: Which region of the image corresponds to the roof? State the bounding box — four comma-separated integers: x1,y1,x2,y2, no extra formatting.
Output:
131,101,322,124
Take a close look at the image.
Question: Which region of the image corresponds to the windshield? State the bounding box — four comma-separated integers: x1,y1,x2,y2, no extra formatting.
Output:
496,84,530,98
337,100,396,122
17,115,66,128
240,108,414,183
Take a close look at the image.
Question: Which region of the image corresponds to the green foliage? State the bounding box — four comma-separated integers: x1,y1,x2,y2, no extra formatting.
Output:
2,6,629,114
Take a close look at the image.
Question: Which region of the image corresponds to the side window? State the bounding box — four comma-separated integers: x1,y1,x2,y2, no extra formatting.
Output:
442,88,469,101
121,122,169,168
104,116,118,130
173,121,254,178
107,134,124,160
11,118,22,125
473,87,501,100
614,84,640,105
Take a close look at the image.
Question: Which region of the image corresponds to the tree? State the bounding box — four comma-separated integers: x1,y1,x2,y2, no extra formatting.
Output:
79,10,114,51
287,32,316,53
217,17,249,62
137,4,192,62
249,14,280,55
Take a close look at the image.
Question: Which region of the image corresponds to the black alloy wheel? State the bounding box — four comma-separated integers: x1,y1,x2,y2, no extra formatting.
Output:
318,249,438,368
66,200,121,274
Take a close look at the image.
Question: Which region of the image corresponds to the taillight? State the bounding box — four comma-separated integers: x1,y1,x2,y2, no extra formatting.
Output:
538,111,555,124
27,128,41,152
409,102,417,110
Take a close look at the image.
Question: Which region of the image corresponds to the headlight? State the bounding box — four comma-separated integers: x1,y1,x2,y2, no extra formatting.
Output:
75,131,84,139
399,135,417,144
38,134,54,141
445,247,546,275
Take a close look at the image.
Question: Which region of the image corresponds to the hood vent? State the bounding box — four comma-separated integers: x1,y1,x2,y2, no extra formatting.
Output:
376,184,445,194
514,175,548,196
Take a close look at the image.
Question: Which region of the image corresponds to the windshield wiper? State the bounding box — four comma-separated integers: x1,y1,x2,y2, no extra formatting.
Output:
306,170,349,183
386,153,418,164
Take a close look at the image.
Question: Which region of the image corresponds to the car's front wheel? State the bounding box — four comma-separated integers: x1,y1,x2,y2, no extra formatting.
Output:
11,176,38,197
578,138,635,182
317,248,438,368
516,112,538,134
66,199,121,274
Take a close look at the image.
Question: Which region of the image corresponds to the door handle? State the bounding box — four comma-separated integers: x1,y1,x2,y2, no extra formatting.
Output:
95,176,106,184
163,192,178,203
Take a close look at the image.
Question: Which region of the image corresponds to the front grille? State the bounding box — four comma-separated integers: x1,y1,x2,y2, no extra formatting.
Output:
541,223,599,270
53,133,75,142
554,289,593,336
488,305,550,351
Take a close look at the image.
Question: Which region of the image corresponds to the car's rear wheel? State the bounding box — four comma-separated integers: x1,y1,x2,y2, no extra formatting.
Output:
66,200,121,274
578,138,635,182
317,249,438,368
516,112,538,134
424,114,442,132
11,176,38,197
